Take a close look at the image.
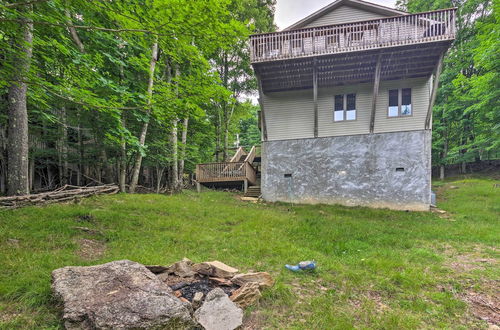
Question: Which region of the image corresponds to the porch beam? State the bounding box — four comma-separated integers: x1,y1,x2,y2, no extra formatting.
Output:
313,58,318,138
255,71,268,141
425,52,444,130
369,53,382,133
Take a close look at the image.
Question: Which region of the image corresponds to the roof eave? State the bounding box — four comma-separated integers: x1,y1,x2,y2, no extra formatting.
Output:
283,0,407,31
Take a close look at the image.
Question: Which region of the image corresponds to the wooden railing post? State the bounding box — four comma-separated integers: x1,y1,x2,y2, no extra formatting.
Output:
250,8,457,63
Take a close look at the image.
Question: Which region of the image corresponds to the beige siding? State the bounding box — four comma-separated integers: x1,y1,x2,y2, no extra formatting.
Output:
263,90,314,141
318,84,371,137
374,77,431,133
304,5,389,28
264,77,431,141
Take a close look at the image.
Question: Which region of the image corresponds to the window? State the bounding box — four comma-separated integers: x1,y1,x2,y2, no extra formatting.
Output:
388,89,399,117
346,94,356,120
388,88,412,117
401,88,412,115
334,94,356,122
334,95,344,121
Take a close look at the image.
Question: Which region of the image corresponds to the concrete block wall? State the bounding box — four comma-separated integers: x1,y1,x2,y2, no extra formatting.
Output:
261,130,432,211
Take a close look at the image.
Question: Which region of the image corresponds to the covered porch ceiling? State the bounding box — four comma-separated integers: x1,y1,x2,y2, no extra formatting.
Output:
253,40,452,93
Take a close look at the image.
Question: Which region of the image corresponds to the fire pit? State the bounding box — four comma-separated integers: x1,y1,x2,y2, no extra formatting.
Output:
146,258,274,309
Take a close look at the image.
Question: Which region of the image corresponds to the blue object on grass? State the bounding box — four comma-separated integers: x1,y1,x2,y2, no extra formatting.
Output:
285,260,316,272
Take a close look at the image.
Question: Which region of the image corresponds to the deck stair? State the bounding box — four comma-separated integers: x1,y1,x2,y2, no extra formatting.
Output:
196,146,260,193
244,186,261,198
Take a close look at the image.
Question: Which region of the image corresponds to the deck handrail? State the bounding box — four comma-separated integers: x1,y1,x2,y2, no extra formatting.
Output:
244,146,256,164
250,8,457,63
196,161,256,185
228,146,246,162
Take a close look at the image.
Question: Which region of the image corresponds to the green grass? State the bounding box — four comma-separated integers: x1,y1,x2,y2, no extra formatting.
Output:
0,175,499,329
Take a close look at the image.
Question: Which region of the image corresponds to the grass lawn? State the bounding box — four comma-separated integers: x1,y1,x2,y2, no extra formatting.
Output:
0,175,499,329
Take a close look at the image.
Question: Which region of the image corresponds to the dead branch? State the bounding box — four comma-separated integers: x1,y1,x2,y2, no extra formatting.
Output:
0,184,119,209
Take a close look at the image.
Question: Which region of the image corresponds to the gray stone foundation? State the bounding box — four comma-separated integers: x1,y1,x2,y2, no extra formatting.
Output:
261,130,432,211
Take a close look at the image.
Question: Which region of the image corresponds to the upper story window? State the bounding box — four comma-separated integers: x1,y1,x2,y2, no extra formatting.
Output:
334,94,356,122
388,88,412,117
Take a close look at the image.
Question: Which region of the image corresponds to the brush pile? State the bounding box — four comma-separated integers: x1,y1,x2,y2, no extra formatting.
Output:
0,184,119,209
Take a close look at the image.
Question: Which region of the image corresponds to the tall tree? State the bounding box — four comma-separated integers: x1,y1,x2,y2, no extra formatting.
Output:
6,4,33,195
397,0,498,177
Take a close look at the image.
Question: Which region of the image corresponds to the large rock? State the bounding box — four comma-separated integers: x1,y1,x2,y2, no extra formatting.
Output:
52,260,194,329
230,282,261,308
231,272,274,289
193,261,238,279
194,288,243,330
167,258,196,278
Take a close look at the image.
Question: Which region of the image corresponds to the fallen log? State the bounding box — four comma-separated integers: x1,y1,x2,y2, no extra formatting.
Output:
0,184,120,209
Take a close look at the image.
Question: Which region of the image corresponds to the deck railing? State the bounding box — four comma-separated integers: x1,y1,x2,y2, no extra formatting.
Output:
196,161,256,184
250,8,456,63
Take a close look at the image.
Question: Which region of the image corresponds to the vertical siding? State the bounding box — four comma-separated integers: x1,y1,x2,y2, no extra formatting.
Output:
303,5,389,28
264,77,431,141
263,90,314,141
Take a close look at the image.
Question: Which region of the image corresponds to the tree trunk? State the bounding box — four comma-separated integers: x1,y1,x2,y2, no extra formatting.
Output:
215,115,221,162
29,155,35,191
65,9,85,53
119,117,127,192
1,127,7,194
155,166,164,193
57,106,69,185
221,53,229,161
129,39,158,193
7,11,33,196
77,112,84,186
170,118,179,191
178,117,189,185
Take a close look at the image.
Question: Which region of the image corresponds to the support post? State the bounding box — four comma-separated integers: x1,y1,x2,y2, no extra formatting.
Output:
313,58,318,138
243,179,248,194
369,53,382,134
196,182,201,193
425,52,444,130
255,71,268,141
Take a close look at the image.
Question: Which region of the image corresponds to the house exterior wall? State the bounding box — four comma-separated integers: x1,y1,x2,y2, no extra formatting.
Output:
303,4,390,28
261,130,432,211
263,77,431,141
263,90,314,141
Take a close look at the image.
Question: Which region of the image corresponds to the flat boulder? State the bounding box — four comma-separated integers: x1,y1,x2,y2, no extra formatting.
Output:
194,288,243,330
52,260,194,329
231,272,274,289
193,261,238,279
230,282,262,308
166,258,196,278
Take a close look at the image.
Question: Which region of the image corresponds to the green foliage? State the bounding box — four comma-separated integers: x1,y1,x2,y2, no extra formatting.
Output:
0,0,275,190
399,0,499,169
238,101,262,148
0,175,498,328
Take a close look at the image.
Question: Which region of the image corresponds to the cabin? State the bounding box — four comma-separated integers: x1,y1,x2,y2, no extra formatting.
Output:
249,0,457,210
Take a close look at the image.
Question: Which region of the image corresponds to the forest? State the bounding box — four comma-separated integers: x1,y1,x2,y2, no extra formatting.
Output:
0,0,498,196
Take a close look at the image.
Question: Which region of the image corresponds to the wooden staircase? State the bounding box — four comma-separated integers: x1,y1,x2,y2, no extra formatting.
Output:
196,146,260,193
244,185,261,198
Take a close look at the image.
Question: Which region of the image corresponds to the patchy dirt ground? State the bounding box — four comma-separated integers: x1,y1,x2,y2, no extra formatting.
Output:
458,279,499,327
442,245,499,327
75,238,106,261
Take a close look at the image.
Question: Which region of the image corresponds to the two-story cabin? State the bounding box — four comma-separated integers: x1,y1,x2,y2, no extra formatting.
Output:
251,0,456,210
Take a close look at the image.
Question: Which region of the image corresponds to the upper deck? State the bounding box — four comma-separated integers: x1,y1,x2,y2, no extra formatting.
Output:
250,8,456,64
